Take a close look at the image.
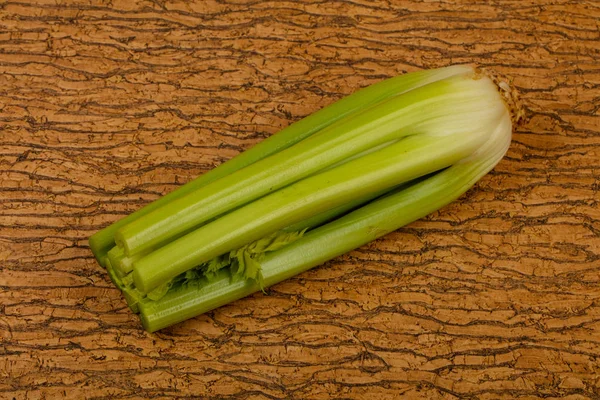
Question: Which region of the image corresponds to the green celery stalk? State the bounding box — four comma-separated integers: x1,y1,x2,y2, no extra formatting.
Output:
89,65,472,265
107,246,147,276
138,113,512,332
107,246,126,272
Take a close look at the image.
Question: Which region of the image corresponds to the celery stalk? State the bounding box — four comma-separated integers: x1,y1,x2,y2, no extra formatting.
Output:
107,246,126,272
107,246,147,276
89,65,472,265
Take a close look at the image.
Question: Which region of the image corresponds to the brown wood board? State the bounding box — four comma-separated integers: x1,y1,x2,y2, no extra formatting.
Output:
1,1,599,398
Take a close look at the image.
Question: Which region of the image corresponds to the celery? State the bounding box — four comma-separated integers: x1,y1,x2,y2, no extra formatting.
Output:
107,246,146,276
90,65,517,332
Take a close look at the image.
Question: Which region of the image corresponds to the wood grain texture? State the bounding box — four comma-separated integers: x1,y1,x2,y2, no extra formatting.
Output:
1,0,599,398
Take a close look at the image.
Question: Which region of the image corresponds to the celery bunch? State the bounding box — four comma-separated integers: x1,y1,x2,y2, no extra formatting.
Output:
90,65,517,332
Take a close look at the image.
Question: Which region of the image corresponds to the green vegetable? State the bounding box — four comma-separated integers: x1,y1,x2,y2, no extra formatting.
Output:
90,65,517,332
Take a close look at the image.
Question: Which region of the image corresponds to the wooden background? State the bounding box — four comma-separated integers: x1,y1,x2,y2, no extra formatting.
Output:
1,0,599,398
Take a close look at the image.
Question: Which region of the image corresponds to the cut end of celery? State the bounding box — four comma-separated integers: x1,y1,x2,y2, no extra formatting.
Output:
89,235,110,268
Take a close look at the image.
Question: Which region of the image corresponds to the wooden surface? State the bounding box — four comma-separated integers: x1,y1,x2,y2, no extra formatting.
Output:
1,1,599,398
